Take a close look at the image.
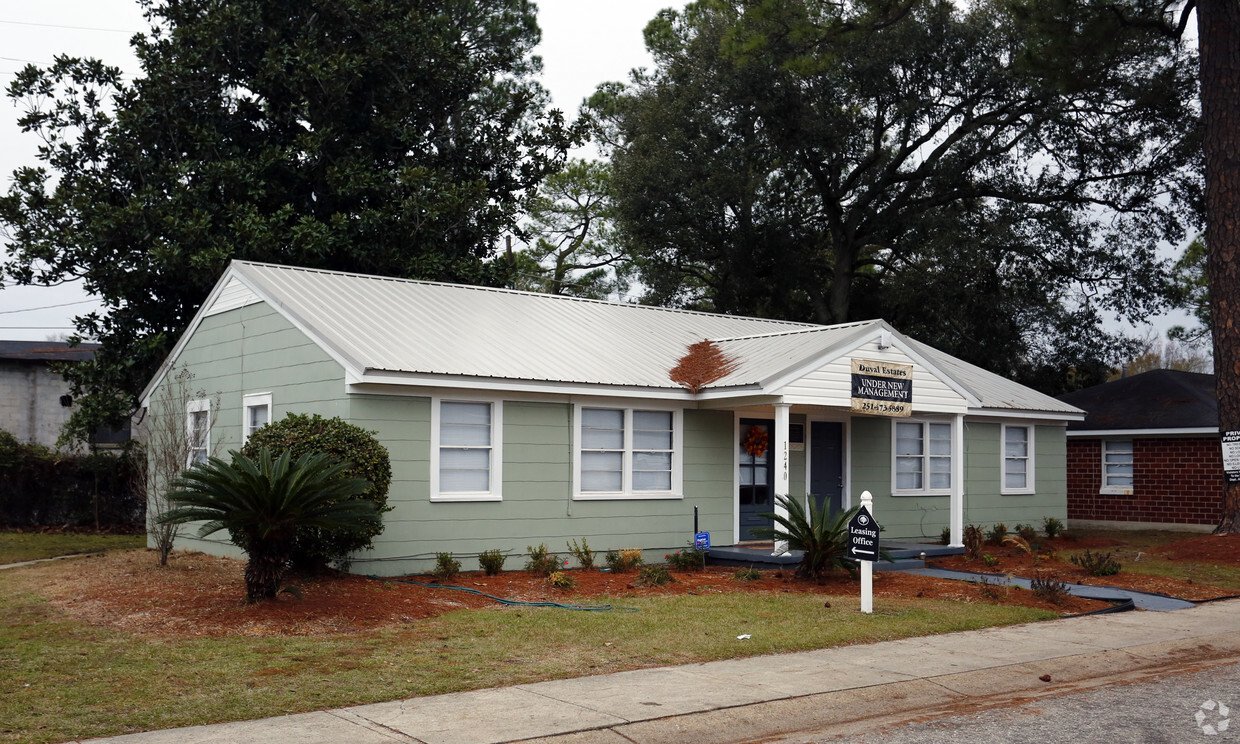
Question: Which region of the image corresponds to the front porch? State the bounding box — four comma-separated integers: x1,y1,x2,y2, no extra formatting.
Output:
706,541,964,570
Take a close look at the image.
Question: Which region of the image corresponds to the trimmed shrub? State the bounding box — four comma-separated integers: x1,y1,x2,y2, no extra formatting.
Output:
605,548,644,573
478,549,506,576
637,565,673,587
733,567,762,581
1070,550,1122,576
665,546,706,572
986,523,1007,546
566,538,596,569
0,430,143,529
548,571,575,590
525,543,559,576
1015,524,1038,543
240,414,391,570
1043,516,1066,538
433,552,461,581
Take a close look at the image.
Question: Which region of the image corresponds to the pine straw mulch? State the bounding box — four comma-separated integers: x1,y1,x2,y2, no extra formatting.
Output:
929,533,1240,602
11,548,1112,638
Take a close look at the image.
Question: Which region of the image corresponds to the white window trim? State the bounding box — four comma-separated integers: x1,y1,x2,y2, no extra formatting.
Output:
186,398,211,467
1100,439,1134,495
891,418,953,496
430,396,503,502
573,403,684,500
1000,423,1036,495
241,392,273,446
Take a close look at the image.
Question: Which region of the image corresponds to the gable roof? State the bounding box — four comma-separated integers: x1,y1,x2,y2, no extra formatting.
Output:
141,261,1081,418
1056,369,1217,432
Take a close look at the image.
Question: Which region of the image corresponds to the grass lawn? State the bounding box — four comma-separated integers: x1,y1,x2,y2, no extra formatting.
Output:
1063,529,1240,593
0,569,1054,744
0,531,146,565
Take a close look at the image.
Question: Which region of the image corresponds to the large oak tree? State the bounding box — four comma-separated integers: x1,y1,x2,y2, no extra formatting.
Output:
1,0,576,442
592,0,1201,391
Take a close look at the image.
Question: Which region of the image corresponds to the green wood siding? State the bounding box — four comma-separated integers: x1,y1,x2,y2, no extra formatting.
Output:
147,302,347,555
346,403,737,575
848,417,1068,541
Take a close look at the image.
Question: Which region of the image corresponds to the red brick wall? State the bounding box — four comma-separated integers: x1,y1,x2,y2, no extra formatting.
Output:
1066,437,1223,525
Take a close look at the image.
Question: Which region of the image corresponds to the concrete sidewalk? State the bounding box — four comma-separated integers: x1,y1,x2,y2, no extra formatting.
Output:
79,600,1240,744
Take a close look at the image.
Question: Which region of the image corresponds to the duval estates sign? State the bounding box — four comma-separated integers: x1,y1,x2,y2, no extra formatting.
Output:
850,359,913,417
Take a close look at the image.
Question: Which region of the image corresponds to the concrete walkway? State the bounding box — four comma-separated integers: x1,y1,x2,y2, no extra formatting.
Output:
0,553,93,571
902,566,1199,610
77,599,1240,744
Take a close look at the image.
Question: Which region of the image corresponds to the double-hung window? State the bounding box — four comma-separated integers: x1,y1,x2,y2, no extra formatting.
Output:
242,393,272,445
576,406,681,499
432,399,502,501
1001,424,1034,494
1101,440,1134,495
893,420,952,494
186,399,210,466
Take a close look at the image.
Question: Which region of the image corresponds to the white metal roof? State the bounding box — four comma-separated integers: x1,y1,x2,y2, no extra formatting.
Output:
141,260,1084,418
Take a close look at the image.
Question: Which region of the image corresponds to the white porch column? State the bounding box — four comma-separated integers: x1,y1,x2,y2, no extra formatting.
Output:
773,401,791,556
950,412,965,547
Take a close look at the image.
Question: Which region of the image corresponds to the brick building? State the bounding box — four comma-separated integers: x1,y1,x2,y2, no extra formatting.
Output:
1057,370,1221,531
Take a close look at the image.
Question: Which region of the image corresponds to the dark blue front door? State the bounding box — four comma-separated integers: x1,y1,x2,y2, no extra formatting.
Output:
738,418,774,540
809,421,844,518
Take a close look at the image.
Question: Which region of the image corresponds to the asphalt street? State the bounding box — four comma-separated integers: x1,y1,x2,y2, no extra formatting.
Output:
798,660,1240,744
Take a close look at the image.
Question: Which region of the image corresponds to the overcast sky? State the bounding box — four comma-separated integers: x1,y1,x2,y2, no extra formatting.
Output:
0,0,1188,343
0,0,670,340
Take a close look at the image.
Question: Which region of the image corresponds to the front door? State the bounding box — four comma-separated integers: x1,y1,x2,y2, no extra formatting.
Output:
738,418,774,541
809,421,844,518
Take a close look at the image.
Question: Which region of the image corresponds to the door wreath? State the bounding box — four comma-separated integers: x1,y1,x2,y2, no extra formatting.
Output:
742,425,769,458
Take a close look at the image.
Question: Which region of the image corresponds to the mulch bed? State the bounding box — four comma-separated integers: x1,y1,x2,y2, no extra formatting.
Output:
929,533,1240,602
17,548,1112,638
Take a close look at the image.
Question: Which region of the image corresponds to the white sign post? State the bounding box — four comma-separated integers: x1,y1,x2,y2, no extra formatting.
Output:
848,490,878,614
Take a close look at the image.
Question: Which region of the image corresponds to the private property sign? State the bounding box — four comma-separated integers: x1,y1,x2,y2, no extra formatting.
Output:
850,359,912,417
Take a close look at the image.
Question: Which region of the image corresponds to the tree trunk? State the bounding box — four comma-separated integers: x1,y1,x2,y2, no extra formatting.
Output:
244,547,289,603
1198,0,1240,532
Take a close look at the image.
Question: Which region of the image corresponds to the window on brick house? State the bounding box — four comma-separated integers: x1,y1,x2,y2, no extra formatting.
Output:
1101,440,1133,495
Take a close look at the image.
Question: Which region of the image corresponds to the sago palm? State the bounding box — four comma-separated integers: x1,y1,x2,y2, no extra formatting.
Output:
158,448,380,602
755,495,862,583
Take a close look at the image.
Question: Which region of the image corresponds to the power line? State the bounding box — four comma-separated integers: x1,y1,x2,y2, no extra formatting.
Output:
0,298,102,316
0,19,134,34
0,325,78,330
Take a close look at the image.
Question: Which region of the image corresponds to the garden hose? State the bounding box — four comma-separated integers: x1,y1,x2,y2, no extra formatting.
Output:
369,575,639,613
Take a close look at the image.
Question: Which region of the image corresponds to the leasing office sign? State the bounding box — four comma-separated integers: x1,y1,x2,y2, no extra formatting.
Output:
850,359,913,417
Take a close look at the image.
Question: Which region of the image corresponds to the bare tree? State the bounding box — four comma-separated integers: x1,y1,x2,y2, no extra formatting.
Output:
133,367,218,566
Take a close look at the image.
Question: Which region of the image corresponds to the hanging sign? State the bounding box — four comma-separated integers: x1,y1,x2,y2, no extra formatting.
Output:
1223,431,1240,484
850,359,913,417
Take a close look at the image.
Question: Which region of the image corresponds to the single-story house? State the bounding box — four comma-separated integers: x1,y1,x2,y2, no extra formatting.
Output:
140,261,1083,574
1056,369,1221,532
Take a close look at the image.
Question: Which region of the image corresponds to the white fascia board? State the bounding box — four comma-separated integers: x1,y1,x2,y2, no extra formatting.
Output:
138,264,247,407
1067,427,1218,437
140,262,369,408
967,408,1086,423
760,321,984,408
351,370,700,401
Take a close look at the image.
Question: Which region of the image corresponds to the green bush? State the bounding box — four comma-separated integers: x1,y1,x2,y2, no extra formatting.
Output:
525,543,560,576
982,554,999,568
637,564,673,587
478,549,507,576
240,414,391,570
433,552,461,581
986,523,1007,546
754,495,873,582
940,526,952,545
1015,523,1038,543
1030,572,1070,605
733,567,762,581
566,538,596,569
548,571,575,590
1070,550,1122,576
665,546,706,571
605,548,644,573
1043,516,1066,538
963,525,985,560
